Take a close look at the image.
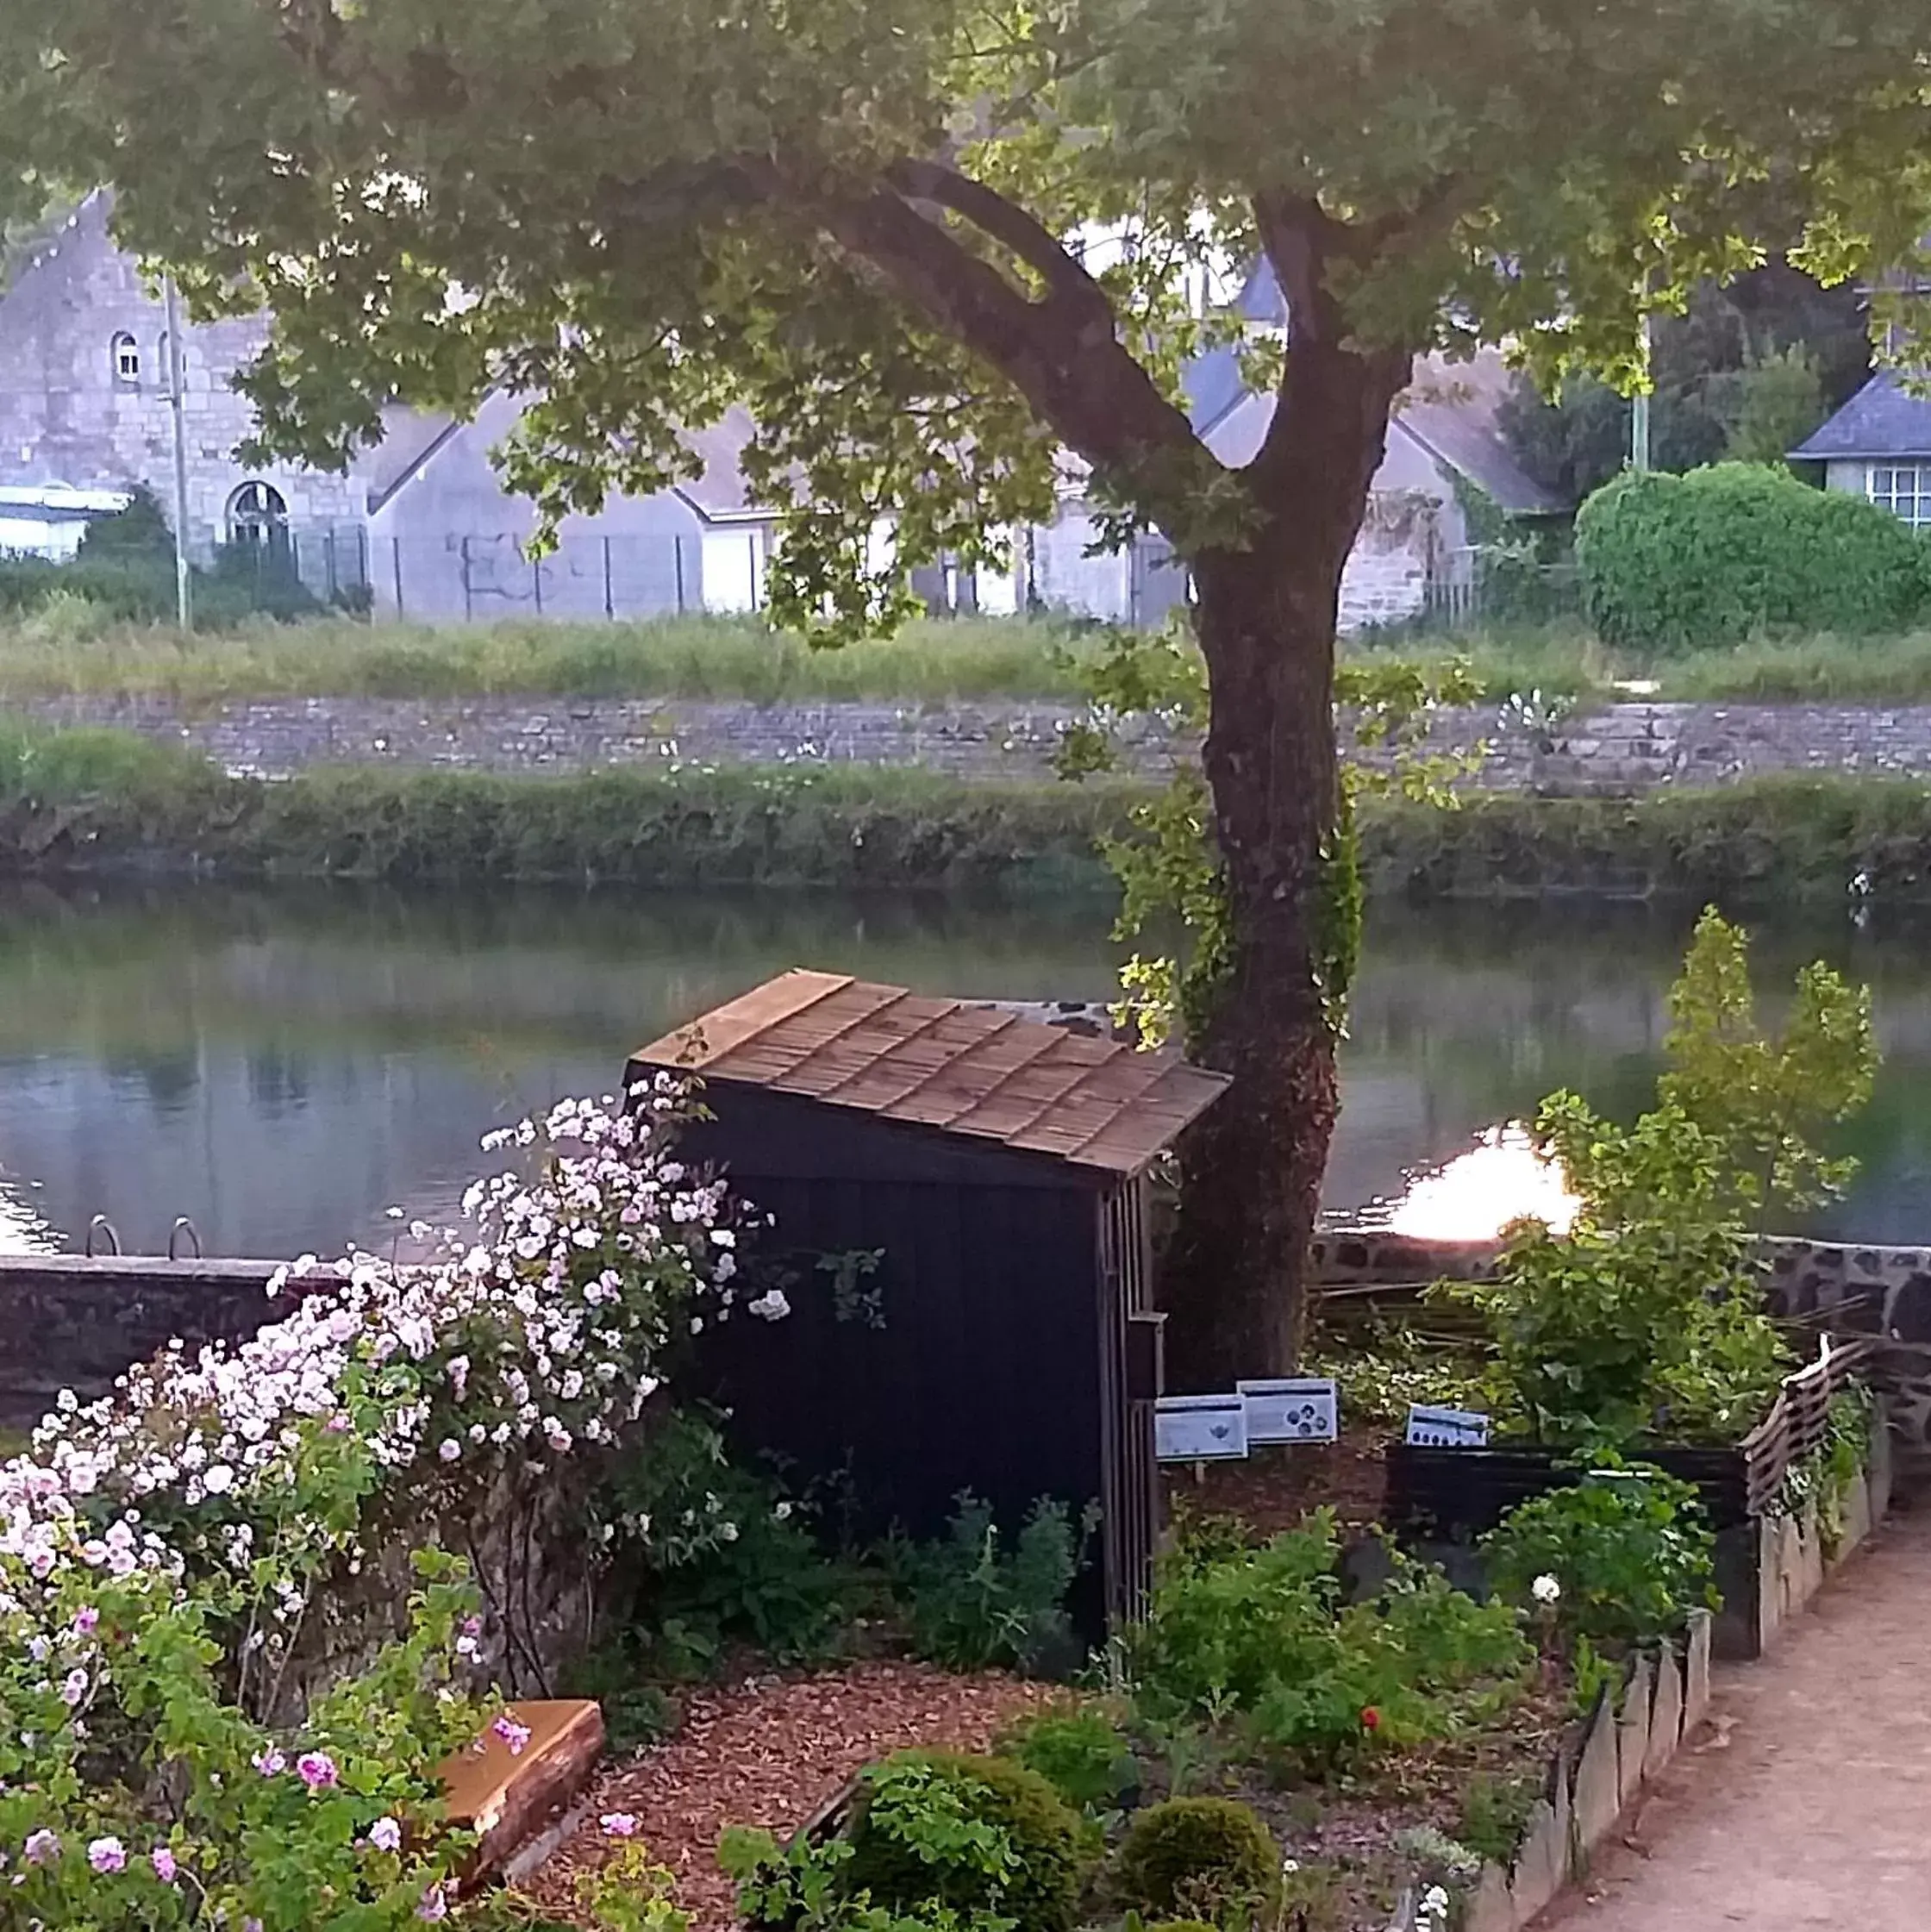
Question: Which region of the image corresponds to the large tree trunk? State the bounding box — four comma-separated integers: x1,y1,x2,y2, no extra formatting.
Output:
1159,316,1409,1393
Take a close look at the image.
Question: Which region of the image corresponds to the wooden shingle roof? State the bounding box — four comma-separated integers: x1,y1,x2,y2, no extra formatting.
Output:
632,969,1228,1176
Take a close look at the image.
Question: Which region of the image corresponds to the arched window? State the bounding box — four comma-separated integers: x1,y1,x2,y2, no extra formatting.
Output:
110,331,140,384
226,481,289,548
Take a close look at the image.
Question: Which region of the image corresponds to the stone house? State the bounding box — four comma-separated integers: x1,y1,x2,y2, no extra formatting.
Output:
0,194,777,616
0,193,373,562
1788,372,1931,528
0,198,1562,628
1032,259,1570,633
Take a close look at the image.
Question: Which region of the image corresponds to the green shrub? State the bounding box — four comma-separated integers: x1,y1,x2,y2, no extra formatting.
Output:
1576,463,1931,655
996,1705,1137,1814
593,1409,863,1679
894,1493,1093,1675
1114,1798,1278,1923
1126,1511,1531,1778
1481,1463,1717,1647
842,1751,1088,1932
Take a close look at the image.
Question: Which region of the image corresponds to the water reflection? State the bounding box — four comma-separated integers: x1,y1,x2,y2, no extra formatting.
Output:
0,879,1924,1260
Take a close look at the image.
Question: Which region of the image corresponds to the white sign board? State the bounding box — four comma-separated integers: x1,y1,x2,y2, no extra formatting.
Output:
1238,1377,1340,1445
1155,1393,1249,1463
1405,1404,1491,1447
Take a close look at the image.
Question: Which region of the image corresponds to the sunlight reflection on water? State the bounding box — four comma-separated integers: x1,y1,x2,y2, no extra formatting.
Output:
1372,1124,1579,1241
0,1173,58,1257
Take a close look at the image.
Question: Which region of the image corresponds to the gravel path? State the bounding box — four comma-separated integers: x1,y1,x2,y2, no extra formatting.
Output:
1546,1497,1931,1931
517,1662,1055,1929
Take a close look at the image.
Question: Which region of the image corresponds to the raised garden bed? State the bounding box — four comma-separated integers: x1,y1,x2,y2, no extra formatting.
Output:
1384,1337,1884,1658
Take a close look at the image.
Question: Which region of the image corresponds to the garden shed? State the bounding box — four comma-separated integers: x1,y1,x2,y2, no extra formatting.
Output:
628,969,1229,1631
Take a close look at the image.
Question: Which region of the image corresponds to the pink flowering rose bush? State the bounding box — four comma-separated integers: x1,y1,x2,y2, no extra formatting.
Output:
0,1082,757,1927
0,1550,488,1929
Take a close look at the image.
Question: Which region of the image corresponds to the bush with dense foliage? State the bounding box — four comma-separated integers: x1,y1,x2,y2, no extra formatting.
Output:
1576,464,1931,655
1112,1798,1278,1923
1126,1512,1531,1778
1482,1464,1719,1648
995,1706,1138,1816
843,1753,1088,1932
726,1751,1088,1932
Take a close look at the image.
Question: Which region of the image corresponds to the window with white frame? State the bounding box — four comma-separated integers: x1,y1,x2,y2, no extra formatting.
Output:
110,332,140,384
1867,463,1931,528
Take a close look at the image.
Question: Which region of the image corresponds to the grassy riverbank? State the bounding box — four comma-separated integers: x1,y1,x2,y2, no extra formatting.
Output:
6,723,1931,902
16,603,1931,708
0,725,1133,891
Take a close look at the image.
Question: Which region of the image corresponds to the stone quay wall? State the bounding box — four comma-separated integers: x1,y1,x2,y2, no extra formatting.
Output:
23,691,1931,794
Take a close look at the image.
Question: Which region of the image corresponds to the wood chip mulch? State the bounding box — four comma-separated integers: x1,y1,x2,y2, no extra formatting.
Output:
516,1662,1059,1929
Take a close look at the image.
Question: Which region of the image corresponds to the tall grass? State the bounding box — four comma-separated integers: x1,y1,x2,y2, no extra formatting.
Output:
9,598,1931,707
0,604,1100,705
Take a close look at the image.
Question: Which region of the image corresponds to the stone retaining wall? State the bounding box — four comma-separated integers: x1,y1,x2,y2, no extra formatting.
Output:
25,691,1931,794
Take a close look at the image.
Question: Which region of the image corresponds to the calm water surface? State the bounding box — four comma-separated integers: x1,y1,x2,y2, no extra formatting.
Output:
0,880,1926,1257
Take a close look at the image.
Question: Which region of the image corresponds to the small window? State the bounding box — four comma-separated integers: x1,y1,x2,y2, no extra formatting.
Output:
110,331,140,384
226,480,290,547
1868,463,1931,529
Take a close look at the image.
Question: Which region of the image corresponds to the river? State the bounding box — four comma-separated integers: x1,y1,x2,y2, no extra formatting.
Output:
0,878,1924,1259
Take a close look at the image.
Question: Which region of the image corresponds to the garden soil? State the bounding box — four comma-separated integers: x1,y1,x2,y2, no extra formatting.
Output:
1546,1495,1931,1931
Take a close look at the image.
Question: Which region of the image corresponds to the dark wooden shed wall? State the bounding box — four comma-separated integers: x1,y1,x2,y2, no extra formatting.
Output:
679,1085,1107,1551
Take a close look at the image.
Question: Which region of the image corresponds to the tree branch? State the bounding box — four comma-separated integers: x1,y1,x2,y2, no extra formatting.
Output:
813,171,1205,495
883,158,1114,333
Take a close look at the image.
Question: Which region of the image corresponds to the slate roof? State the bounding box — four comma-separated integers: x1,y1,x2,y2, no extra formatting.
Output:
630,968,1228,1176
1181,260,1566,515
1788,372,1931,462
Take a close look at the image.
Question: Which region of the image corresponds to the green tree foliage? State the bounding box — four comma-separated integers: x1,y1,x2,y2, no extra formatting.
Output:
77,485,176,560
1577,464,1931,656
1500,265,1872,500
9,2,1931,1380
1662,906,1878,1216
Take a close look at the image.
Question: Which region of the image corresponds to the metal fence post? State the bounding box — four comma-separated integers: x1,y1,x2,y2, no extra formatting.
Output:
391,537,403,618
673,535,686,613
603,535,614,619
461,536,473,622
533,551,544,616
325,529,338,603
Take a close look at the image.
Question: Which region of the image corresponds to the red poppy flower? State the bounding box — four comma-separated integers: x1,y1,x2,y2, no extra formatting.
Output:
1360,1706,1381,1731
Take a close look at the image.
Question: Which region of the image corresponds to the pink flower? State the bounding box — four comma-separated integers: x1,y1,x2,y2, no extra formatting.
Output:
366,1816,403,1854
72,1607,99,1635
59,1668,87,1708
22,1829,58,1866
151,1846,178,1884
418,1882,450,1921
600,1812,639,1838
88,1836,127,1873
252,1747,286,1776
296,1750,339,1791
491,1714,532,1757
